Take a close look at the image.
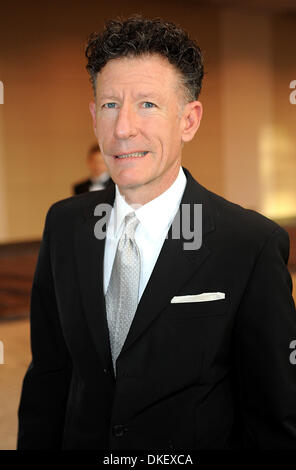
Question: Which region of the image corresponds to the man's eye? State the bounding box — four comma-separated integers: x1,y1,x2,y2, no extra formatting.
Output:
103,103,117,109
143,102,156,108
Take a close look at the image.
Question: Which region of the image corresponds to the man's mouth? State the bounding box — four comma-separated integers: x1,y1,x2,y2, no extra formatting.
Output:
114,151,149,159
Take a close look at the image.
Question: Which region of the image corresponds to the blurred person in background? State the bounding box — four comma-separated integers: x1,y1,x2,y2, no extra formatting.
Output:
73,143,112,194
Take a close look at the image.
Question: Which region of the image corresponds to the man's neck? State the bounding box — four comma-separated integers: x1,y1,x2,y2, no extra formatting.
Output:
118,164,181,206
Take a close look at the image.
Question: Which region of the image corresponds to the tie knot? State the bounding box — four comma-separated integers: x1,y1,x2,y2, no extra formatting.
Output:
124,212,139,239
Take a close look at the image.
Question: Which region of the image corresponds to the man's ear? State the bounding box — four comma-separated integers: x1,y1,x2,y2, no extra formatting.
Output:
181,101,203,143
89,101,97,137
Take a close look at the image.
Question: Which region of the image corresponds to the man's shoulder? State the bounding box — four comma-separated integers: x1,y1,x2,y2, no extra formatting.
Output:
203,184,288,249
185,170,288,250
207,187,276,228
46,188,114,226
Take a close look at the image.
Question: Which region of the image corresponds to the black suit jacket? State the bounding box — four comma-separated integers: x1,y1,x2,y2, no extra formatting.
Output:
17,168,296,450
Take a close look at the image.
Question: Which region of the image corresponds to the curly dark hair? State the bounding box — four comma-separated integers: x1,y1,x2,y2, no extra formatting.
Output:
85,15,204,103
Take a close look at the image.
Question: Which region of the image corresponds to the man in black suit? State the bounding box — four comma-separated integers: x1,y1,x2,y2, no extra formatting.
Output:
17,16,296,450
73,143,112,194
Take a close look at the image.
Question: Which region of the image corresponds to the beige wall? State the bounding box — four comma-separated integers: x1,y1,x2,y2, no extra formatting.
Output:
220,8,273,211
0,1,295,242
0,106,9,240
265,12,296,219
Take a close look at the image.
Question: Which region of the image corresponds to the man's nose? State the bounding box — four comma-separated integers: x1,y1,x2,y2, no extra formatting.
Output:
114,104,138,139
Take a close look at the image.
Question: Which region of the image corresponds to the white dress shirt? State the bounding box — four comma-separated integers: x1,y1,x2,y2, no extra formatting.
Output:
104,167,187,302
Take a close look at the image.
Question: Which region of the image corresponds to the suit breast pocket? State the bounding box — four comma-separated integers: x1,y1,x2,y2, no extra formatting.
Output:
167,298,229,319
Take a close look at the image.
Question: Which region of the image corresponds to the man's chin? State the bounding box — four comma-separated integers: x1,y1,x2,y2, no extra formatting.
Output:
109,170,144,189
116,179,144,192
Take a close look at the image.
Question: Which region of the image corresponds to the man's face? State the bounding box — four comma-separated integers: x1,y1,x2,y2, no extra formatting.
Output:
89,54,202,200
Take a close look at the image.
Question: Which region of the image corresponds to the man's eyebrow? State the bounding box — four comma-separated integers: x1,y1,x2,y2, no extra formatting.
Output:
98,92,162,101
135,92,161,100
98,94,119,101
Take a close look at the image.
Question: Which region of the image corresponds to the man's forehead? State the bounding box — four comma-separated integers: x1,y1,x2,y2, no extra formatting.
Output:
98,54,179,82
96,54,180,97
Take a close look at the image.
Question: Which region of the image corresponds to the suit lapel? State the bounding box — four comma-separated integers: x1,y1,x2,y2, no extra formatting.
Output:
74,185,115,371
120,169,216,358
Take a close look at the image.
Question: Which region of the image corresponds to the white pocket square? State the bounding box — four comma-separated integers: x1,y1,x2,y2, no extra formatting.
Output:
171,292,225,303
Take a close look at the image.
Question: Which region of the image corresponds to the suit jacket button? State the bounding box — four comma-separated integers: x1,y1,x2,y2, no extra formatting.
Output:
103,367,111,375
113,424,126,437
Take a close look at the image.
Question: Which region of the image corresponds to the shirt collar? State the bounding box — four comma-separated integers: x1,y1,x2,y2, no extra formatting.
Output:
113,167,187,239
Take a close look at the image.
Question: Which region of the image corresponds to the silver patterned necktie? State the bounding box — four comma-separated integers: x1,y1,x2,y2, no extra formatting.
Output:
105,212,141,374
